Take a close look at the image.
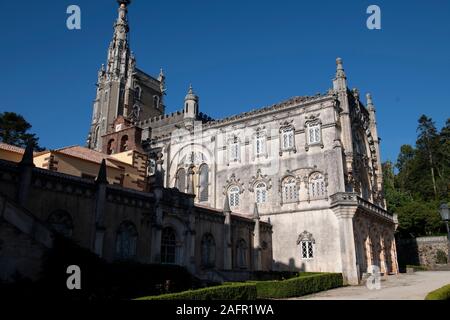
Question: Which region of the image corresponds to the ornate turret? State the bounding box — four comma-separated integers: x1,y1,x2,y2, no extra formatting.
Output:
184,84,199,122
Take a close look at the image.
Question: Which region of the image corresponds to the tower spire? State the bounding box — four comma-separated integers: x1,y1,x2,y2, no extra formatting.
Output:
335,57,346,79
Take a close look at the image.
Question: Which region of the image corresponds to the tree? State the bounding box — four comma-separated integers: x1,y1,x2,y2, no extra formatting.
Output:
388,115,450,238
415,115,439,199
0,112,44,151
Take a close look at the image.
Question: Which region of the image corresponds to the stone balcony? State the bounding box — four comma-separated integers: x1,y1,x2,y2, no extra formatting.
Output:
330,192,395,223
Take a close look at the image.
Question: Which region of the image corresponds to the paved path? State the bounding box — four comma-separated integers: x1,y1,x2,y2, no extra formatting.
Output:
290,271,450,300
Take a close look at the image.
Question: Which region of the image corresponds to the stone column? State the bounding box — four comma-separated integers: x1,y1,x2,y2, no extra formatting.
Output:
253,203,262,271
93,160,108,257
223,194,233,270
151,153,164,263
336,210,359,285
331,193,359,285
185,200,197,274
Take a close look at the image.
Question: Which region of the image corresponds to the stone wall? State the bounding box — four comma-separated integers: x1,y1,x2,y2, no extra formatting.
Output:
397,236,449,268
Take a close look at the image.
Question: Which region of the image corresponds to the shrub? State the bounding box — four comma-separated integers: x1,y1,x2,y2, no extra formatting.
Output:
255,273,343,299
435,250,448,264
425,284,450,300
136,283,257,301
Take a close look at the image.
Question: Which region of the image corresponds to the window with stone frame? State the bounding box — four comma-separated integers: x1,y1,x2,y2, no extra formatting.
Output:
307,122,322,145
281,127,295,150
255,182,268,204
229,136,240,162
228,186,240,208
175,168,186,192
309,172,326,199
116,221,138,260
237,239,248,268
199,164,209,202
161,227,177,264
282,176,298,203
297,231,315,260
201,233,216,268
134,86,141,100
301,240,314,259
255,129,266,157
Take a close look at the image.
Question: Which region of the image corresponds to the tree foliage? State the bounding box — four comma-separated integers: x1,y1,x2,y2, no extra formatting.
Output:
0,112,44,151
383,115,450,238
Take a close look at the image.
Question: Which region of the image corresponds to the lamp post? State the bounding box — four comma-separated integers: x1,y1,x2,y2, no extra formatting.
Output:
439,203,450,264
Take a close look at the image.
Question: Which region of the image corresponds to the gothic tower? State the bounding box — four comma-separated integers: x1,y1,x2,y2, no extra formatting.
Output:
87,0,166,151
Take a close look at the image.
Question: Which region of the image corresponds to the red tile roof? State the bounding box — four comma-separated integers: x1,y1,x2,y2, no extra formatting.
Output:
53,145,123,169
0,142,25,154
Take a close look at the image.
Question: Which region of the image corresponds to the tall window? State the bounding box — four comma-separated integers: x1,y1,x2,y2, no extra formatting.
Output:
116,221,138,260
309,173,326,199
176,168,186,192
308,123,321,145
255,182,267,204
229,137,240,162
47,210,73,238
199,164,209,202
255,130,266,156
161,227,177,264
201,233,216,268
282,177,298,203
153,95,160,108
281,127,294,150
120,135,128,152
107,139,115,155
301,240,314,259
134,86,141,100
297,231,315,260
229,186,240,208
237,239,248,268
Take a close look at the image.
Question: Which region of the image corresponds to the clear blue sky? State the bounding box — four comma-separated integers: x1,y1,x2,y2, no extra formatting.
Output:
1,0,449,162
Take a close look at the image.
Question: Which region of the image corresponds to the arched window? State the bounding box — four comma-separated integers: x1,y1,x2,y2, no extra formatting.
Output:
237,239,248,269
281,127,295,150
134,86,141,100
282,177,298,203
107,139,115,155
161,227,177,264
201,233,216,268
297,231,315,260
93,126,100,147
116,221,138,260
228,186,240,208
120,135,128,153
309,173,326,199
176,168,186,192
255,182,267,204
199,164,209,202
153,95,160,108
47,210,73,238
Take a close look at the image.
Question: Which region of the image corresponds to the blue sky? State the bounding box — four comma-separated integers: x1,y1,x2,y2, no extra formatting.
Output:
1,0,449,162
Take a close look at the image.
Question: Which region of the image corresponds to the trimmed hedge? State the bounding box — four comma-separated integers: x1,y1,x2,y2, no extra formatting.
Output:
136,283,257,300
425,284,450,300
406,265,428,271
255,273,343,299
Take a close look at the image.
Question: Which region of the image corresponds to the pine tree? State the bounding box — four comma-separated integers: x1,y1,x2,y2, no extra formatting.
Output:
0,112,44,151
